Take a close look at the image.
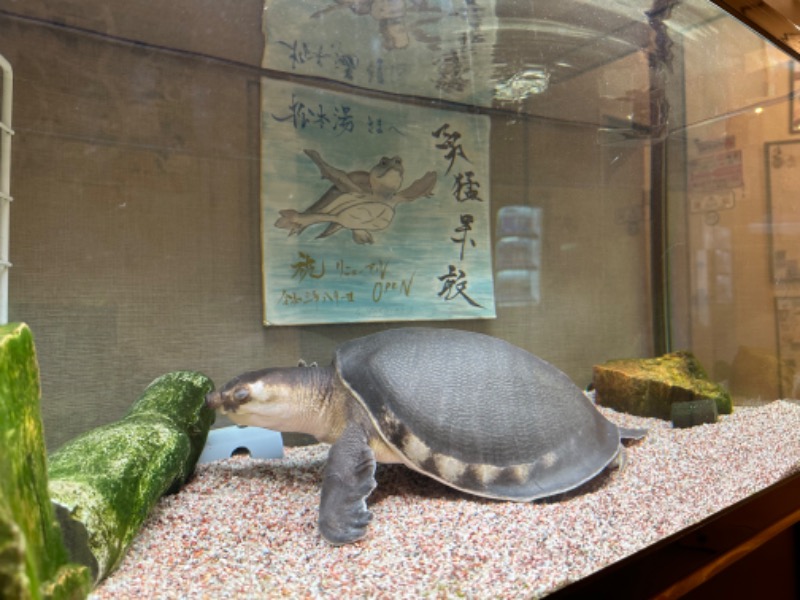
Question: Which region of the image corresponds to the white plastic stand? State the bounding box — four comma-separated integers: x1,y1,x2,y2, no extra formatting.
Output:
198,426,284,463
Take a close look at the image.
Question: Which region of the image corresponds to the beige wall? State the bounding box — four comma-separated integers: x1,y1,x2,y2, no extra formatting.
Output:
1,15,272,446
0,6,652,449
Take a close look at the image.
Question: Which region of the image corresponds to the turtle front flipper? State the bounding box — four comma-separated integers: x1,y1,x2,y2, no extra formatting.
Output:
304,148,363,194
318,423,377,545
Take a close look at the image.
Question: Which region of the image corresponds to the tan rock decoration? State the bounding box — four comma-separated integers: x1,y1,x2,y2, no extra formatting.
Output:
592,351,732,421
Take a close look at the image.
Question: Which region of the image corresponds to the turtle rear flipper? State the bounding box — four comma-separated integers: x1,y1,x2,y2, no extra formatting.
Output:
318,423,377,545
351,230,374,244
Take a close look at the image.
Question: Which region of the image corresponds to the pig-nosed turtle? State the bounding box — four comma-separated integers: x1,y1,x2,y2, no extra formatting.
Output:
205,328,645,545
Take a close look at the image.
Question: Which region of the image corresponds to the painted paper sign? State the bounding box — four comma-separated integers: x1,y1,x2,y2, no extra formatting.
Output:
776,296,800,397
261,79,495,325
262,0,498,106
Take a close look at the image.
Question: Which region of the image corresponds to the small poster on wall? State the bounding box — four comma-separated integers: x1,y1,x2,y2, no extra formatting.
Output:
261,79,495,325
687,147,743,220
766,140,800,283
776,297,800,397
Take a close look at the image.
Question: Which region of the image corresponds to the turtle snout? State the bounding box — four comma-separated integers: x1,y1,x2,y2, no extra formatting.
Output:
205,391,224,412
205,387,251,413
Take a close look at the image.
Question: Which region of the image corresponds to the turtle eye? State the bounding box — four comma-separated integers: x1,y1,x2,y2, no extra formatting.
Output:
233,388,250,403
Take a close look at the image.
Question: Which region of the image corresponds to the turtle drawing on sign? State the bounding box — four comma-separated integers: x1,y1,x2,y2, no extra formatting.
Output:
311,0,412,50
275,149,437,245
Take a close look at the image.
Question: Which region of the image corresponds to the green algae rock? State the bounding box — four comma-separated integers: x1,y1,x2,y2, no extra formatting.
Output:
48,371,215,583
0,322,92,600
593,351,733,421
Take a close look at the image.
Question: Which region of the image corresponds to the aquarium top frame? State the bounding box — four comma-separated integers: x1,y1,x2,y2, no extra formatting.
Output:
0,53,11,326
707,0,800,61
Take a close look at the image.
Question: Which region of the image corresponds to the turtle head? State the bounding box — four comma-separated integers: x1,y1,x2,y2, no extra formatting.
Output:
370,156,404,194
204,375,254,414
205,366,335,435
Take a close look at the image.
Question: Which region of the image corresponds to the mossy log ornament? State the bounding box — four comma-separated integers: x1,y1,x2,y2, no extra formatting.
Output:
0,323,91,600
48,371,215,583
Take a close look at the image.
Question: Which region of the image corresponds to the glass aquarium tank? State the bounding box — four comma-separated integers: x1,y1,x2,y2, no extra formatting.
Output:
0,0,798,597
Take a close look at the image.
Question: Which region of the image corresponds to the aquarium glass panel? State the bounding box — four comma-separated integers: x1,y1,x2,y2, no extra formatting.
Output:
2,0,800,595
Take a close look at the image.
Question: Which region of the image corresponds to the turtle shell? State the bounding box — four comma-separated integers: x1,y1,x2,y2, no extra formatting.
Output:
334,327,626,501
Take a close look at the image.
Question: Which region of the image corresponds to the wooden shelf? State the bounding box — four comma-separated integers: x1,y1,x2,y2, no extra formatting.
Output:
552,471,800,598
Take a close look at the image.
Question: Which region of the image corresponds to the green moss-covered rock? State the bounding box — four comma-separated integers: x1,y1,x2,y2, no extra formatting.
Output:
0,322,92,600
48,371,215,583
593,351,733,420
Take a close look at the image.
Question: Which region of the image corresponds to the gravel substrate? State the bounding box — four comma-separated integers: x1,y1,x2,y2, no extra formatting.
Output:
91,401,800,599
